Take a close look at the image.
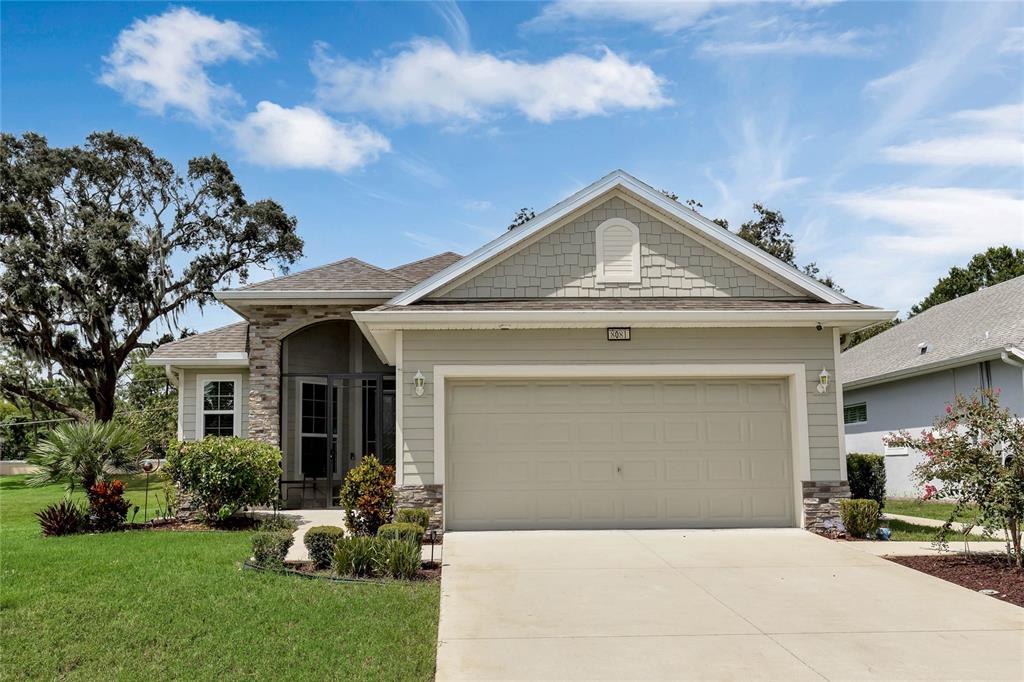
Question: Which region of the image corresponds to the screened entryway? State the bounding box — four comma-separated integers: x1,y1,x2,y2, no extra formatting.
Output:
279,320,395,508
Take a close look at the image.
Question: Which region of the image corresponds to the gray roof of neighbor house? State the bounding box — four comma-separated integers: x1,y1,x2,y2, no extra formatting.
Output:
841,275,1024,387
388,251,462,282
148,322,249,361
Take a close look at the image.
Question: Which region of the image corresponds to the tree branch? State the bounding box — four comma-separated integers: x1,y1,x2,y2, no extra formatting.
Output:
0,378,88,421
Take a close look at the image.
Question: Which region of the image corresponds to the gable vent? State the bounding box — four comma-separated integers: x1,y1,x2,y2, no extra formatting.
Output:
596,218,640,284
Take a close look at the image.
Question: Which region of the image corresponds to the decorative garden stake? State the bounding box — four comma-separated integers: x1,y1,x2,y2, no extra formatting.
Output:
141,459,161,522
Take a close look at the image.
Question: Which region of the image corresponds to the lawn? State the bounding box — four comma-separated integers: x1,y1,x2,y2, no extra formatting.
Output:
0,475,439,681
883,518,1004,544
884,498,980,523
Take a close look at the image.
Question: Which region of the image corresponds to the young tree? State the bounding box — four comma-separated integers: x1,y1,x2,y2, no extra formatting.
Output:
911,246,1024,316
0,132,303,420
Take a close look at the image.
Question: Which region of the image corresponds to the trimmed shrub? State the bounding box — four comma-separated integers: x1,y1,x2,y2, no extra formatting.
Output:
377,522,424,546
840,499,880,538
334,536,378,577
305,525,345,570
374,538,421,580
251,530,294,568
847,453,886,512
166,437,281,523
340,455,395,536
87,479,130,531
258,515,299,533
396,507,431,531
36,499,87,537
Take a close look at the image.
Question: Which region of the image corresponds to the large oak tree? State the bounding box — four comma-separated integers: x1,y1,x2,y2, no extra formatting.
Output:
0,132,303,420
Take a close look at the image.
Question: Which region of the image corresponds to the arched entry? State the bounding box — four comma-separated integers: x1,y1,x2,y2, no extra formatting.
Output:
279,320,395,508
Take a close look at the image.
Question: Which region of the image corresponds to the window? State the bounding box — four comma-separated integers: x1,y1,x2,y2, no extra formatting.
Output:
596,218,640,284
843,402,867,424
197,375,241,438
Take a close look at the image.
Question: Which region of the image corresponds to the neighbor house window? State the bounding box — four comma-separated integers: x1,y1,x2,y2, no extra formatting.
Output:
197,375,242,438
596,218,640,284
843,402,867,424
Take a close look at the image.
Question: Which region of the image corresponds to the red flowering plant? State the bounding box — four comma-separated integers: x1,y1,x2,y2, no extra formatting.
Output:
884,389,1023,567
87,479,131,531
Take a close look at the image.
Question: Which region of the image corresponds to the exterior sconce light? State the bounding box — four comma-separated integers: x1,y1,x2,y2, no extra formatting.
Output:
413,370,426,397
817,367,830,394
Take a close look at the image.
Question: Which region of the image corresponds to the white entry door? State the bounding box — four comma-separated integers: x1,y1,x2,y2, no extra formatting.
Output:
445,378,795,530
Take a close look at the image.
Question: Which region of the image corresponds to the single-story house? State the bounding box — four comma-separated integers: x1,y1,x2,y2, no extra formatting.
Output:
148,170,894,531
841,275,1024,497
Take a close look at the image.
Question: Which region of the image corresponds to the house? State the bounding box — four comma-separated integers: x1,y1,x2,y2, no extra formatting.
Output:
841,276,1024,497
148,170,894,531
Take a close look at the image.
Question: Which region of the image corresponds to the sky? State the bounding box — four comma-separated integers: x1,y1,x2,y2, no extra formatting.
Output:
2,0,1023,337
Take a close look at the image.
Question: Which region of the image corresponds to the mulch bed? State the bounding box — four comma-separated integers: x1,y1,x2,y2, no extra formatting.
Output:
245,560,442,582
887,554,1024,608
122,517,263,532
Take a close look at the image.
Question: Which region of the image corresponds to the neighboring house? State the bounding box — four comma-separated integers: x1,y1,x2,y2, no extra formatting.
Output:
148,170,893,531
841,276,1024,498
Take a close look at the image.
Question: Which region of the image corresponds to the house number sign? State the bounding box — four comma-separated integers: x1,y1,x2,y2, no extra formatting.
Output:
607,327,631,341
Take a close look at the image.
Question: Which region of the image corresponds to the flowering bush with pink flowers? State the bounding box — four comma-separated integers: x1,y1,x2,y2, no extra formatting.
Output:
884,389,1023,567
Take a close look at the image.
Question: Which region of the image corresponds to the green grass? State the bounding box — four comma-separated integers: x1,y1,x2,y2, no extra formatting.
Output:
885,498,980,523
883,518,1002,543
0,475,439,681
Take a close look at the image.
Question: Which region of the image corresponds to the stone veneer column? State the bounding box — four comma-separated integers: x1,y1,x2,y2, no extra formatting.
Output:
243,304,358,446
802,480,851,533
395,485,444,531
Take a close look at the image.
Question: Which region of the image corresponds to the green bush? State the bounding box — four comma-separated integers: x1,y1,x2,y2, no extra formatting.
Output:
251,530,294,568
374,538,421,580
334,536,378,577
377,522,424,546
840,499,881,537
165,437,281,523
305,525,345,570
340,455,395,536
847,453,886,512
395,508,431,531
258,515,299,533
27,420,142,493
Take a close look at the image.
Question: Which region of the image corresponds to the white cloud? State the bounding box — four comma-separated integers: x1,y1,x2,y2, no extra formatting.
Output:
699,29,871,57
882,102,1024,167
231,102,390,173
459,199,493,211
312,40,670,124
100,7,266,123
1001,26,1024,53
522,0,721,34
433,0,471,52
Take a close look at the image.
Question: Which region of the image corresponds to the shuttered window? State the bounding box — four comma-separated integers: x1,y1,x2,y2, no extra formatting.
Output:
596,219,640,283
843,402,867,424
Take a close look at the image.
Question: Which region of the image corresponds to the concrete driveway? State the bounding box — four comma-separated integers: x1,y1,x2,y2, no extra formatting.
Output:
436,529,1024,681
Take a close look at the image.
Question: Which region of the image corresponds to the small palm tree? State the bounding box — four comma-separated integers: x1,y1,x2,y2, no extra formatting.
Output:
27,420,143,493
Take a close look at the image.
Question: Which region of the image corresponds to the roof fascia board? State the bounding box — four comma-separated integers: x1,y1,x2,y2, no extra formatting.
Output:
143,357,250,368
843,346,1008,391
389,170,853,306
215,290,402,301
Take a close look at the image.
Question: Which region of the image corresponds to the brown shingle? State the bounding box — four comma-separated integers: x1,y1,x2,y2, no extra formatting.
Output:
236,258,414,292
389,252,462,282
149,322,249,360
373,298,880,312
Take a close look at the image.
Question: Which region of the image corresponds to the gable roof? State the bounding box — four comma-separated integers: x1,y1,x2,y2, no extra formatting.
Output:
388,170,855,306
389,252,462,282
235,257,414,292
841,276,1024,388
147,322,249,365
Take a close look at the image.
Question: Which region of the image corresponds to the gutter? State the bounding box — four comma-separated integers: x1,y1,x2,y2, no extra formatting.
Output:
144,355,250,368
843,346,1016,390
1001,345,1024,368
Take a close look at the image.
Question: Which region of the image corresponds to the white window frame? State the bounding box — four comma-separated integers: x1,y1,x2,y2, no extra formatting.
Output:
595,218,641,284
196,374,242,439
843,402,868,425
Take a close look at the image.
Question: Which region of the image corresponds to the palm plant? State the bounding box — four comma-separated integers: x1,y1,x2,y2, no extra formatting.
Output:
26,420,143,493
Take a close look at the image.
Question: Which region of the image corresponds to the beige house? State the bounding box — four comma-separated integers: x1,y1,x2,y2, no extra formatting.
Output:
149,170,894,531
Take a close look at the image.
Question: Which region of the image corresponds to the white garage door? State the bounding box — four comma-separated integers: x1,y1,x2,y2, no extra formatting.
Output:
445,378,795,530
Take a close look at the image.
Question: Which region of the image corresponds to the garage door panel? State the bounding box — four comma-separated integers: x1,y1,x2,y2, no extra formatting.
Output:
446,378,795,530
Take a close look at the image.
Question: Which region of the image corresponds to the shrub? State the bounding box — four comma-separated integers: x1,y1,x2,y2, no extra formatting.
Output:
251,530,294,568
36,499,87,537
374,538,421,580
26,420,142,493
165,437,281,523
87,479,130,530
334,536,378,577
377,522,424,546
305,525,345,570
840,499,880,537
340,455,395,536
847,453,886,512
396,507,431,531
258,515,299,533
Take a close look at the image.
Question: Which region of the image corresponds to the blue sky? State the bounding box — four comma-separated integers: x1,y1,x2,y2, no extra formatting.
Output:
3,1,1022,336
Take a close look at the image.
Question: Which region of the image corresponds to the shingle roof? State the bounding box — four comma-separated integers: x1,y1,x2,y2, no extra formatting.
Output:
373,298,880,312
236,258,414,292
389,252,462,283
841,276,1024,386
149,322,249,361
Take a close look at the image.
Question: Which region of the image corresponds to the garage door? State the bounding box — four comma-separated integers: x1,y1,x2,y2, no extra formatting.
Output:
445,378,795,530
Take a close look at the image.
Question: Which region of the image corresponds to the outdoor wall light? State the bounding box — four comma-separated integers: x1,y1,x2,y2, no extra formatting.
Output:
413,370,426,397
817,367,830,394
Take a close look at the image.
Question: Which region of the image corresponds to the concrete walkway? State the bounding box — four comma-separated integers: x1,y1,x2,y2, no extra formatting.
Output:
436,529,1024,681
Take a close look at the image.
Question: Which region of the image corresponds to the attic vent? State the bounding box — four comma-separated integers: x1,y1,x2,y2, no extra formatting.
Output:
918,342,931,355
596,218,640,284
